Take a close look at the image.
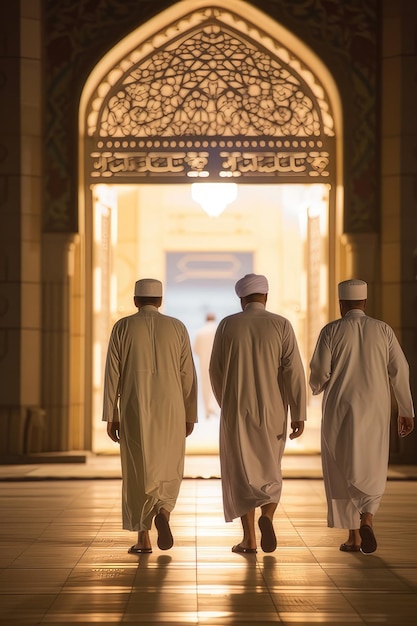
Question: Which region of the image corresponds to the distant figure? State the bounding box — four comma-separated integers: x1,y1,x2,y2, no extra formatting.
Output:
209,274,306,554
193,312,218,419
309,279,414,554
102,278,198,555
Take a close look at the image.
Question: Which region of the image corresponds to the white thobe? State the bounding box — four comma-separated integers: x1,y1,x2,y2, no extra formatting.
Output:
309,309,414,528
193,320,218,417
209,302,306,522
102,305,198,531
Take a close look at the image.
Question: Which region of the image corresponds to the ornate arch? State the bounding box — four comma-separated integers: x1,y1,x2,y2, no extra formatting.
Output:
84,5,336,184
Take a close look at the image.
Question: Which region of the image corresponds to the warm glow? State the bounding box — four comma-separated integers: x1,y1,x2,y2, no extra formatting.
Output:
93,342,102,388
191,183,238,217
90,183,329,454
80,0,344,457
110,273,117,314
93,267,102,313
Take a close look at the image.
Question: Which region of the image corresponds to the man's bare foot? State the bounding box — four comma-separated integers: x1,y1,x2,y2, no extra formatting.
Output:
237,538,257,551
360,512,373,528
159,508,170,521
339,528,361,552
340,543,360,552
128,529,151,552
344,529,361,546
128,530,152,554
232,543,257,554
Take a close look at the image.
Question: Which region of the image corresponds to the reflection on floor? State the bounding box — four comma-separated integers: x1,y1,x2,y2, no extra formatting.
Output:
0,470,416,624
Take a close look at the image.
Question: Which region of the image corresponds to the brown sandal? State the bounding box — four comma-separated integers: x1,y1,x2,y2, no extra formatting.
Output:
258,515,277,553
339,543,361,552
232,544,257,554
359,524,377,554
154,512,174,550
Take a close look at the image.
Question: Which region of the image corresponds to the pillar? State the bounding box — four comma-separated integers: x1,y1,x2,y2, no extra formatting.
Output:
381,0,417,462
0,1,44,458
340,232,379,317
42,233,82,451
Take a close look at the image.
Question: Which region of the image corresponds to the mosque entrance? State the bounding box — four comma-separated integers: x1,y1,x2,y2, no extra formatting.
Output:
79,0,342,456
90,181,329,454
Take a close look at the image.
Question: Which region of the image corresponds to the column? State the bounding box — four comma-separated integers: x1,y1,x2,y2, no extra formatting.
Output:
381,0,417,462
0,2,43,457
42,233,80,451
340,232,379,317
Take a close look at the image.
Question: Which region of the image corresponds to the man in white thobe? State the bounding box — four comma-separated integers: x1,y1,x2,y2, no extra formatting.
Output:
103,278,198,554
209,273,306,554
193,312,218,419
309,279,414,554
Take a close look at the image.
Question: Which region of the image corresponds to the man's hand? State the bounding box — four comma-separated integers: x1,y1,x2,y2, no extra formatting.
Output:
398,416,414,437
186,422,195,437
107,421,120,443
289,421,305,440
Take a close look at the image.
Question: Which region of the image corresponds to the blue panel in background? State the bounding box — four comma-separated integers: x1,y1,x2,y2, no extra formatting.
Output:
165,251,253,340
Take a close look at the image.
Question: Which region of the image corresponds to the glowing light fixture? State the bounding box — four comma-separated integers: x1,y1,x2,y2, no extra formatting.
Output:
191,183,238,217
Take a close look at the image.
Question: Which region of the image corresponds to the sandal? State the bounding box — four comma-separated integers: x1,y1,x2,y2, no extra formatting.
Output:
232,544,257,554
339,543,361,552
359,524,377,554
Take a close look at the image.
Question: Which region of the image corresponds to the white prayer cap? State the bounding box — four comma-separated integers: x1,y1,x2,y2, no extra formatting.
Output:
338,279,367,300
134,279,163,297
235,273,269,297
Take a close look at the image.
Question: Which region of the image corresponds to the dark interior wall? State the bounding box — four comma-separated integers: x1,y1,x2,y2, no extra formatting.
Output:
0,2,22,403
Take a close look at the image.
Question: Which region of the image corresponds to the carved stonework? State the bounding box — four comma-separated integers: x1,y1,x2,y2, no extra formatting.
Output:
44,0,378,231
89,138,331,182
90,19,333,138
85,8,334,184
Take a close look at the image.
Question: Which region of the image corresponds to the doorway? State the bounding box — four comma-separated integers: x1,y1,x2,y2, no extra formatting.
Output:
91,182,329,453
79,0,343,458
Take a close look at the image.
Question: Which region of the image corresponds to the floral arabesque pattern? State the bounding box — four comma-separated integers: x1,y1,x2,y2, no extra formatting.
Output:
98,24,323,139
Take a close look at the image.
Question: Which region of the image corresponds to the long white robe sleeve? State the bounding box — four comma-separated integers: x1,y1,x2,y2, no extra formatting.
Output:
102,305,198,531
309,309,414,528
209,302,306,522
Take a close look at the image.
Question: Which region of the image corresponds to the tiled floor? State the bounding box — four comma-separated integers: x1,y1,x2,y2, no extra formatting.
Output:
0,459,416,625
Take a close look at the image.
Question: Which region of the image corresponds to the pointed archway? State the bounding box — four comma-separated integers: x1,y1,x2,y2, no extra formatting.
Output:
81,2,339,184
78,0,343,452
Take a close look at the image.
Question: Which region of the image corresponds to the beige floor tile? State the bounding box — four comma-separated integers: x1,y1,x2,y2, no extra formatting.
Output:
0,567,73,593
343,591,417,625
0,461,416,625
